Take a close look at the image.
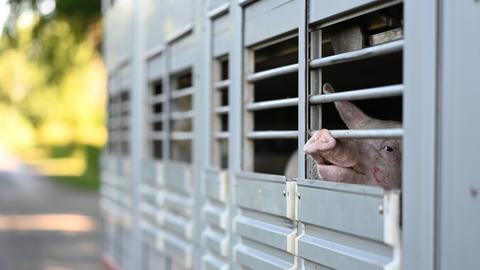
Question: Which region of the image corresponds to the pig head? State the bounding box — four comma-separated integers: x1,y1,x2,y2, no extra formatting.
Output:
303,83,402,189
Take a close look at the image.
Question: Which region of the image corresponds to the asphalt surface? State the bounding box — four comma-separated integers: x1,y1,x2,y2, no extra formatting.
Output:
0,154,103,270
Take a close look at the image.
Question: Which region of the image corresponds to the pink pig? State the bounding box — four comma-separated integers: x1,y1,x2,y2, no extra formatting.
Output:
303,83,402,189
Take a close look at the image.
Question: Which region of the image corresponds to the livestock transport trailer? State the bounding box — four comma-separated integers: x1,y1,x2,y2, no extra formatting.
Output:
100,0,480,269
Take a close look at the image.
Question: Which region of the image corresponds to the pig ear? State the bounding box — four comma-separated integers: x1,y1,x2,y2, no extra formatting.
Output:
336,100,371,129
322,83,371,129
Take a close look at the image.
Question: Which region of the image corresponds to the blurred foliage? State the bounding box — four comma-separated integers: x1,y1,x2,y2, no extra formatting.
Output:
5,0,101,44
0,0,105,189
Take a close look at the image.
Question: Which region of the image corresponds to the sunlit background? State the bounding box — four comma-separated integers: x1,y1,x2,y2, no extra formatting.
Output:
0,0,105,269
0,0,105,187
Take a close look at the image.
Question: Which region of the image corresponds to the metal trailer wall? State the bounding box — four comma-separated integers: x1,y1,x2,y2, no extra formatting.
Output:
100,0,480,270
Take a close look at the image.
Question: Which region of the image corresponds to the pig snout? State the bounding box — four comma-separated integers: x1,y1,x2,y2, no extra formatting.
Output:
304,129,358,168
303,129,335,165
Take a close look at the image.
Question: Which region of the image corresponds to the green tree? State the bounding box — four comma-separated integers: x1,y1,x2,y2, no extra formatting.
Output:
0,0,106,189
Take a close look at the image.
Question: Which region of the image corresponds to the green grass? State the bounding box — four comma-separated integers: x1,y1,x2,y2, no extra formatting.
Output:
51,145,101,190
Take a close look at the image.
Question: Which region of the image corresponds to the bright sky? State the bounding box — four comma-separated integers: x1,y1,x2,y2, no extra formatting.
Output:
0,0,10,36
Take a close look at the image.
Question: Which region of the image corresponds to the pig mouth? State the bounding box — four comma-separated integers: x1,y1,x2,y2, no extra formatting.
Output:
315,157,367,183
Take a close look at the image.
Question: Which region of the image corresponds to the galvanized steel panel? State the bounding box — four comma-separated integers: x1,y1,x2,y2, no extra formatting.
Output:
164,233,194,269
202,253,228,270
233,173,296,270
163,0,194,38
122,63,133,89
296,179,401,270
155,161,166,187
437,0,480,267
203,228,229,256
141,160,156,184
244,0,299,47
234,239,295,270
235,215,296,253
235,173,291,218
164,162,193,195
309,0,376,24
147,54,165,82
164,192,193,217
164,212,193,240
170,34,196,74
143,0,165,50
297,181,385,241
212,13,232,57
105,0,133,70
120,157,131,175
203,202,228,230
205,169,228,203
297,232,392,270
208,0,229,11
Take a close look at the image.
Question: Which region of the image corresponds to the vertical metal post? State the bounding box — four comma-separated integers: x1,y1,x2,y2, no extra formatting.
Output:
129,0,145,268
297,0,308,180
403,0,438,269
296,2,308,269
229,1,243,269
205,6,214,169
242,48,254,172
162,51,171,160
307,28,321,179
437,0,480,268
193,0,206,267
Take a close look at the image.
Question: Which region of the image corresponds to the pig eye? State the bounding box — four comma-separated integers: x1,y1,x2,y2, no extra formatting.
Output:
383,145,394,152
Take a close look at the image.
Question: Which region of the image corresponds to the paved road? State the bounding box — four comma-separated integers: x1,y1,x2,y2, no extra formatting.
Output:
0,154,103,270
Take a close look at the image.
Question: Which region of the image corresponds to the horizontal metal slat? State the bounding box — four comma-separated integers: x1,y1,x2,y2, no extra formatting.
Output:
171,87,194,99
164,192,193,217
165,212,193,240
246,98,298,111
166,23,193,44
246,63,298,83
203,228,228,256
235,245,294,270
309,84,404,104
140,203,157,225
207,2,230,19
149,112,165,122
149,94,166,104
246,131,298,139
202,254,228,270
148,131,166,140
144,43,165,60
214,132,229,139
203,203,228,230
214,106,229,114
309,129,404,139
235,216,295,253
214,80,230,90
297,233,390,270
170,111,194,120
163,233,193,268
310,40,404,69
171,132,194,140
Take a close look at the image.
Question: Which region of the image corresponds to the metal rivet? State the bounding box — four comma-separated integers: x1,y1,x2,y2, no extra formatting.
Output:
378,205,384,215
283,190,286,197
469,185,478,198
297,192,301,200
